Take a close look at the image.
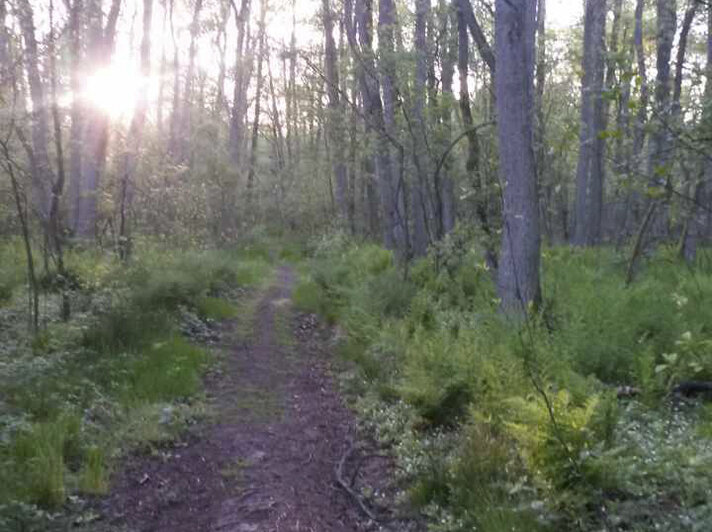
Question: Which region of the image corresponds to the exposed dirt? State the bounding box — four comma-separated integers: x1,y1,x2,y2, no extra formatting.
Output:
90,266,417,532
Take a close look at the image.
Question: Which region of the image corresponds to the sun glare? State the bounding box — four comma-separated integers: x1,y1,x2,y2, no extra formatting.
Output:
83,65,143,119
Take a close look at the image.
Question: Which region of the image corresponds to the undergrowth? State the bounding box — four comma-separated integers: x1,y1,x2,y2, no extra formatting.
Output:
0,238,274,529
295,231,712,531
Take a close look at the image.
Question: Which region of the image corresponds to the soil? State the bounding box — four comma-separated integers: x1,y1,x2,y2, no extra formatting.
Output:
89,266,418,532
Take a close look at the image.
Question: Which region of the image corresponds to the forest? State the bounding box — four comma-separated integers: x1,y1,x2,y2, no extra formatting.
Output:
1,0,712,530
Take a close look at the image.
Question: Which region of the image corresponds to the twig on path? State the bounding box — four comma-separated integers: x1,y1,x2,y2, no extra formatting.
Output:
335,440,382,525
350,453,391,487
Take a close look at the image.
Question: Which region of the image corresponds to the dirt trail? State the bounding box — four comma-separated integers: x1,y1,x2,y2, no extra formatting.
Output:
95,266,404,532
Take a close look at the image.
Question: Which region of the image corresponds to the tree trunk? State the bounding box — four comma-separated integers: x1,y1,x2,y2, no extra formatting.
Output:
119,0,153,260
455,0,495,76
573,0,607,246
456,1,496,268
247,0,267,219
322,0,349,224
410,0,431,257
229,0,251,166
437,0,456,236
179,0,203,163
346,0,406,256
535,0,551,242
168,0,181,155
16,0,53,224
68,0,84,234
495,0,541,315
75,0,122,239
681,2,710,261
644,0,676,239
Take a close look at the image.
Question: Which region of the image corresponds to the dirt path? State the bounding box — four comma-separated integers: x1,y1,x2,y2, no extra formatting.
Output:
93,266,408,532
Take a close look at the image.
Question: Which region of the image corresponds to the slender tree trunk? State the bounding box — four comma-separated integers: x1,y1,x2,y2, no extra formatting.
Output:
456,1,496,268
75,0,121,239
455,0,495,76
535,0,551,242
410,0,431,256
48,0,70,319
322,0,349,224
16,0,53,224
119,0,153,260
156,1,168,134
437,0,456,236
247,0,267,218
168,0,181,155
632,0,649,165
68,0,84,234
681,1,708,261
573,0,607,246
627,0,677,280
267,56,286,171
495,0,541,315
644,0,676,238
0,0,8,79
345,0,405,256
4,147,39,332
179,0,203,162
229,0,251,165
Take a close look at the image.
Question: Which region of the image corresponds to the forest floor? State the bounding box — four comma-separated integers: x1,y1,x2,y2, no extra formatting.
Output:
87,265,415,532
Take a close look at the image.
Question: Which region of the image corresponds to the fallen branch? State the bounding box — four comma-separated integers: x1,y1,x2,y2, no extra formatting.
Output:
335,440,380,523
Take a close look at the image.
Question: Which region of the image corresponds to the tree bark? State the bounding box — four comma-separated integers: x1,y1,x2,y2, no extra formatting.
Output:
495,0,541,315
410,0,431,256
16,0,53,224
229,0,251,166
67,0,84,235
247,0,267,218
437,0,456,236
573,0,607,246
455,0,494,76
344,0,405,256
322,0,349,224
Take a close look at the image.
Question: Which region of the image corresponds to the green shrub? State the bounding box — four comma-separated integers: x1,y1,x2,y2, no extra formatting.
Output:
83,305,172,354
197,297,238,319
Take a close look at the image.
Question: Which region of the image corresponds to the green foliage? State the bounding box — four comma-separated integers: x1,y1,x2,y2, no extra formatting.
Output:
197,296,238,320
0,240,273,522
304,235,712,531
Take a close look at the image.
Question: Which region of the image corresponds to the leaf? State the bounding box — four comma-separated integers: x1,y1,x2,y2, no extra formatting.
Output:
655,364,668,374
662,353,678,364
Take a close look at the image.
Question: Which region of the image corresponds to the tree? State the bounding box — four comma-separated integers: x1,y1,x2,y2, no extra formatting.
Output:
16,0,53,224
573,0,607,246
73,0,121,239
118,0,154,259
322,0,349,224
495,0,541,315
410,0,431,257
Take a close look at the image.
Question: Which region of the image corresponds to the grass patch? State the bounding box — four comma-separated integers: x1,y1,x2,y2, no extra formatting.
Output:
0,240,275,525
197,297,238,320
